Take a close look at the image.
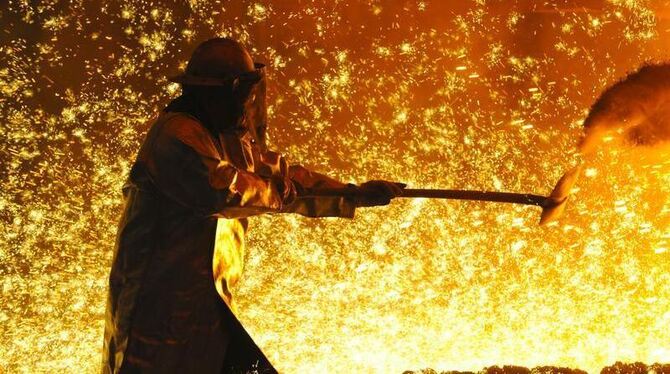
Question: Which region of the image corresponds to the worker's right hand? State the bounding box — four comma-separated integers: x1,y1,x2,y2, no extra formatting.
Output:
352,180,405,207
271,174,299,207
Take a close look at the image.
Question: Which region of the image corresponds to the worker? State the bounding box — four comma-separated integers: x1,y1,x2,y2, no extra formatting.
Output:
102,37,402,373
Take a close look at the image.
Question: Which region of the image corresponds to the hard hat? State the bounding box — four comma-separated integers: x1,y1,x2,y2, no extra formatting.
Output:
169,37,264,89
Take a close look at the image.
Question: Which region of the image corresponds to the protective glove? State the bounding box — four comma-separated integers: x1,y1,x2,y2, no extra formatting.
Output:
351,180,405,207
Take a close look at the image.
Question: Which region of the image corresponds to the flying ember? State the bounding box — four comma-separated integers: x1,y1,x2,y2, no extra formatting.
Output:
1,1,669,373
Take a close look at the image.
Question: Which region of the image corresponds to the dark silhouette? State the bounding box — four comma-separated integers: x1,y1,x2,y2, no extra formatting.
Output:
102,38,402,374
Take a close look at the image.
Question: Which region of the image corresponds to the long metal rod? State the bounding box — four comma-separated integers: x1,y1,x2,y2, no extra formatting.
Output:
303,188,550,207
400,189,548,206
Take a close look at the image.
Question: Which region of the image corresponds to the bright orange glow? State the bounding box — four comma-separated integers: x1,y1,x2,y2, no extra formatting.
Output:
214,218,247,313
1,1,670,373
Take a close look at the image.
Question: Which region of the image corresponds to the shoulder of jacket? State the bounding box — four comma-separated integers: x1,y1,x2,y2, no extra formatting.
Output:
159,112,205,133
151,112,220,157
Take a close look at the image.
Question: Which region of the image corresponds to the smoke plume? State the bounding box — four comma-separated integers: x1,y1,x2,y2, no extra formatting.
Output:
579,63,670,154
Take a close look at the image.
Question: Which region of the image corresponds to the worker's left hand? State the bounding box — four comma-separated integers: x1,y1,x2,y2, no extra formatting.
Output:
352,180,405,207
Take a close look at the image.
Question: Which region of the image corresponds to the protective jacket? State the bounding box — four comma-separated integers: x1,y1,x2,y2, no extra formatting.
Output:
102,111,355,373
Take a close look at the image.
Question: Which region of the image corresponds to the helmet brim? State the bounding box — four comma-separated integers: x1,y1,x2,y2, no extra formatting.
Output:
169,62,265,87
168,74,231,86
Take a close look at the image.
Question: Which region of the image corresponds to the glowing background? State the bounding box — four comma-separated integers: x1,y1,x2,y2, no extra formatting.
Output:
1,1,670,372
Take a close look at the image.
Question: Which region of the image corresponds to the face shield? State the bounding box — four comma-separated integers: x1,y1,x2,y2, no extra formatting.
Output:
170,57,269,147
230,64,264,103
217,63,267,147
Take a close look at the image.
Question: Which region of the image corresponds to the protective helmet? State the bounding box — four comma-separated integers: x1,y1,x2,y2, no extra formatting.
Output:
169,37,264,91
